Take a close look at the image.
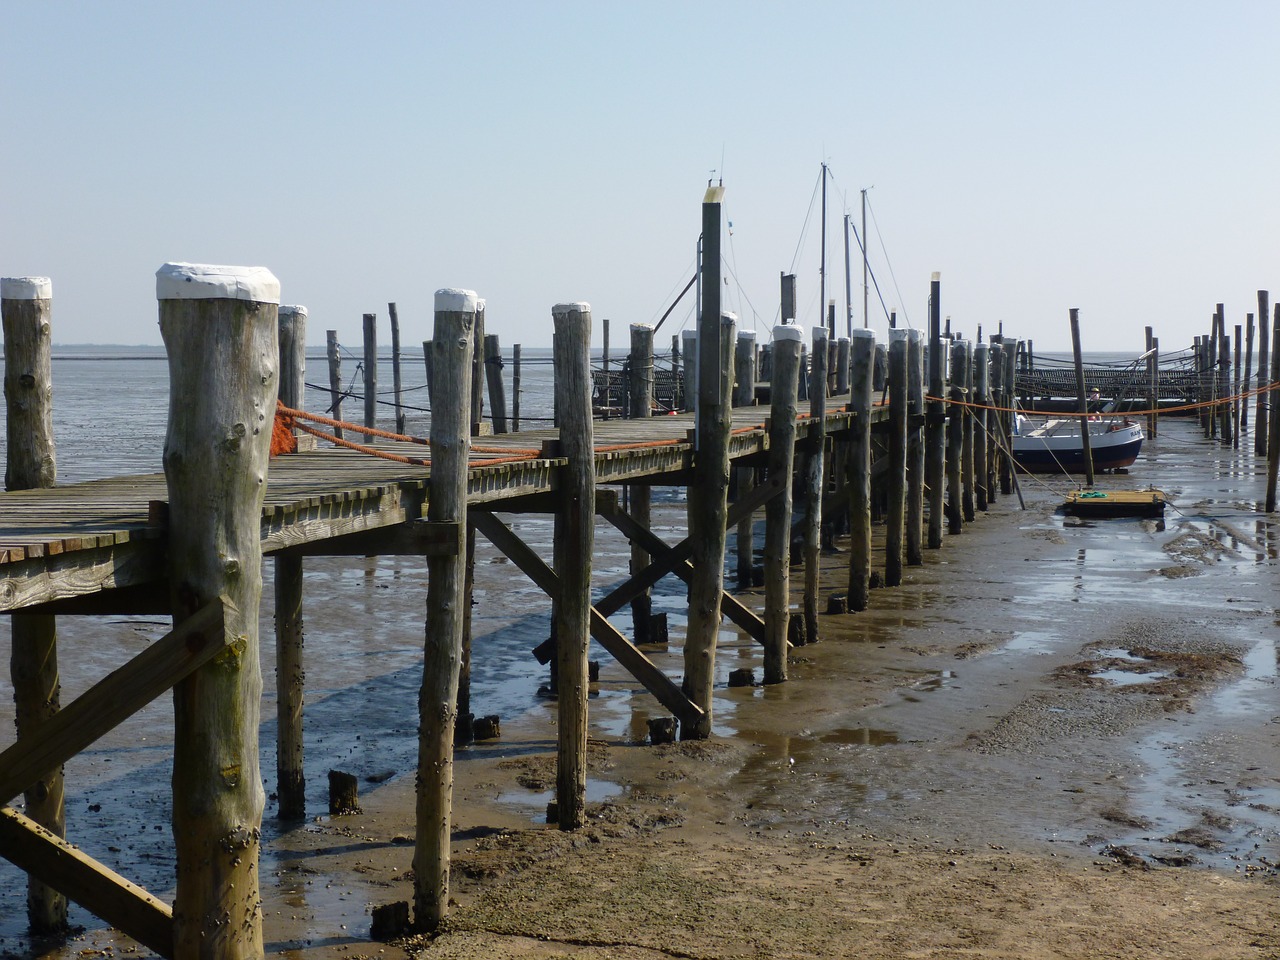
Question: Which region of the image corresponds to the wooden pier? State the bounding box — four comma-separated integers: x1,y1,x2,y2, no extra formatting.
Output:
4,247,1278,954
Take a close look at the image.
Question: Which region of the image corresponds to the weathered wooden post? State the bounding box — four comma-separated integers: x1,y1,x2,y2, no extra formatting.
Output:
684,305,735,738
847,329,875,610
926,274,945,548
987,341,1003,500
906,329,925,566
959,340,976,521
484,334,508,434
3,276,65,932
764,325,801,684
157,262,277,956
471,301,486,435
802,326,828,643
326,329,344,439
414,289,475,931
1001,341,1018,495
1243,316,1254,431
683,182,733,739
1069,309,1095,487
836,336,851,395
552,302,595,828
885,329,908,587
946,338,966,532
1234,323,1243,450
363,312,377,431
734,330,757,589
276,304,307,820
390,302,407,435
512,343,522,432
1145,326,1157,439
1268,305,1280,509
973,341,990,512
1256,292,1270,456
681,329,697,412
601,316,611,419
629,323,654,644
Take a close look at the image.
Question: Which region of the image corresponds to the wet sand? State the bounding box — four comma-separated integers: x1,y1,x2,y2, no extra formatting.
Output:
3,416,1279,958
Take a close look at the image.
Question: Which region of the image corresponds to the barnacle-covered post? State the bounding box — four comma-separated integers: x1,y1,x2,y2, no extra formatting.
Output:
3,275,65,932
414,289,475,930
158,261,278,957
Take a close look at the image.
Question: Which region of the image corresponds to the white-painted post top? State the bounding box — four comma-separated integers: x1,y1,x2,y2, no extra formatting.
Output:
434,288,478,313
889,328,909,343
1,277,52,300
721,311,738,325
772,324,803,343
737,330,756,342
156,263,280,303
851,328,876,343
279,305,308,319
552,302,591,317
812,326,829,342
629,322,652,334
907,328,922,344
475,299,486,313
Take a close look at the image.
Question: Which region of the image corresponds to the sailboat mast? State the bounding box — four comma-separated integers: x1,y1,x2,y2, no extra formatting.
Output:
819,162,828,335
861,188,869,330
843,213,853,338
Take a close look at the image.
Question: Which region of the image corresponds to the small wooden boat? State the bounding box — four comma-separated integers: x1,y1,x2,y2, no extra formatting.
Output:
1011,416,1144,473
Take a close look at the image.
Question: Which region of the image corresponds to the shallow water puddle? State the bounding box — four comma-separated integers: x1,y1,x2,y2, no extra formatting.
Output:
1089,667,1168,686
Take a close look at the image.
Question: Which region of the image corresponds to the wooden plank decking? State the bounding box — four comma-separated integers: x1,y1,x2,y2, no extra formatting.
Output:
0,400,871,613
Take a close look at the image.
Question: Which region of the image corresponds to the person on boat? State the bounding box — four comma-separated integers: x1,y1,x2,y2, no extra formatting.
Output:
1088,388,1101,420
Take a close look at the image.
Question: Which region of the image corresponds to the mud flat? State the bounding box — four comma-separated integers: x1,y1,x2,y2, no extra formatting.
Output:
3,417,1279,958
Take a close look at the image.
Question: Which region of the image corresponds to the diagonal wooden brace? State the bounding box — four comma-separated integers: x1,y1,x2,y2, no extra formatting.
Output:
469,510,702,727
0,596,227,805
0,806,174,957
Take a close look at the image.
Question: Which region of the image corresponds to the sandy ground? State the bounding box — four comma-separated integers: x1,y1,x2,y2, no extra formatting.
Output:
4,418,1280,958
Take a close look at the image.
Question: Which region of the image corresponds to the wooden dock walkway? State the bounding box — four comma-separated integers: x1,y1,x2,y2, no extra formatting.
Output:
0,401,867,615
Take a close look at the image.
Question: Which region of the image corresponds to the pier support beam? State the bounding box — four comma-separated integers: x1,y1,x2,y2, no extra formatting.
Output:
847,329,875,611
552,302,595,830
158,262,278,957
925,275,945,548
946,339,967,533
905,330,925,566
734,330,757,590
803,327,828,643
3,275,65,933
628,323,654,645
885,329,908,586
764,325,802,684
275,304,307,820
973,341,990,512
414,289,475,931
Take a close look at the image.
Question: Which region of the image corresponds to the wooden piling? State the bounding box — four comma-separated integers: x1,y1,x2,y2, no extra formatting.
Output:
836,337,851,395
602,317,611,419
157,262,278,956
512,344,522,432
885,330,908,586
1268,304,1280,511
906,329,925,566
276,304,307,821
551,302,595,828
803,327,829,642
847,329,875,610
363,312,377,431
734,330,757,589
925,274,945,548
1070,310,1095,487
973,341,990,512
471,301,486,435
326,329,344,439
414,289,475,931
484,334,508,434
1256,292,1270,456
960,340,975,522
390,302,406,435
1234,323,1243,449
2,276,66,932
946,339,966,532
628,324,654,644
1145,326,1157,439
1243,316,1254,432
1001,341,1018,495
1218,307,1232,445
764,325,801,684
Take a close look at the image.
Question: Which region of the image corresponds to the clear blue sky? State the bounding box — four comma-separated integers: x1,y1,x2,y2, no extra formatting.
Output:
3,1,1276,352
